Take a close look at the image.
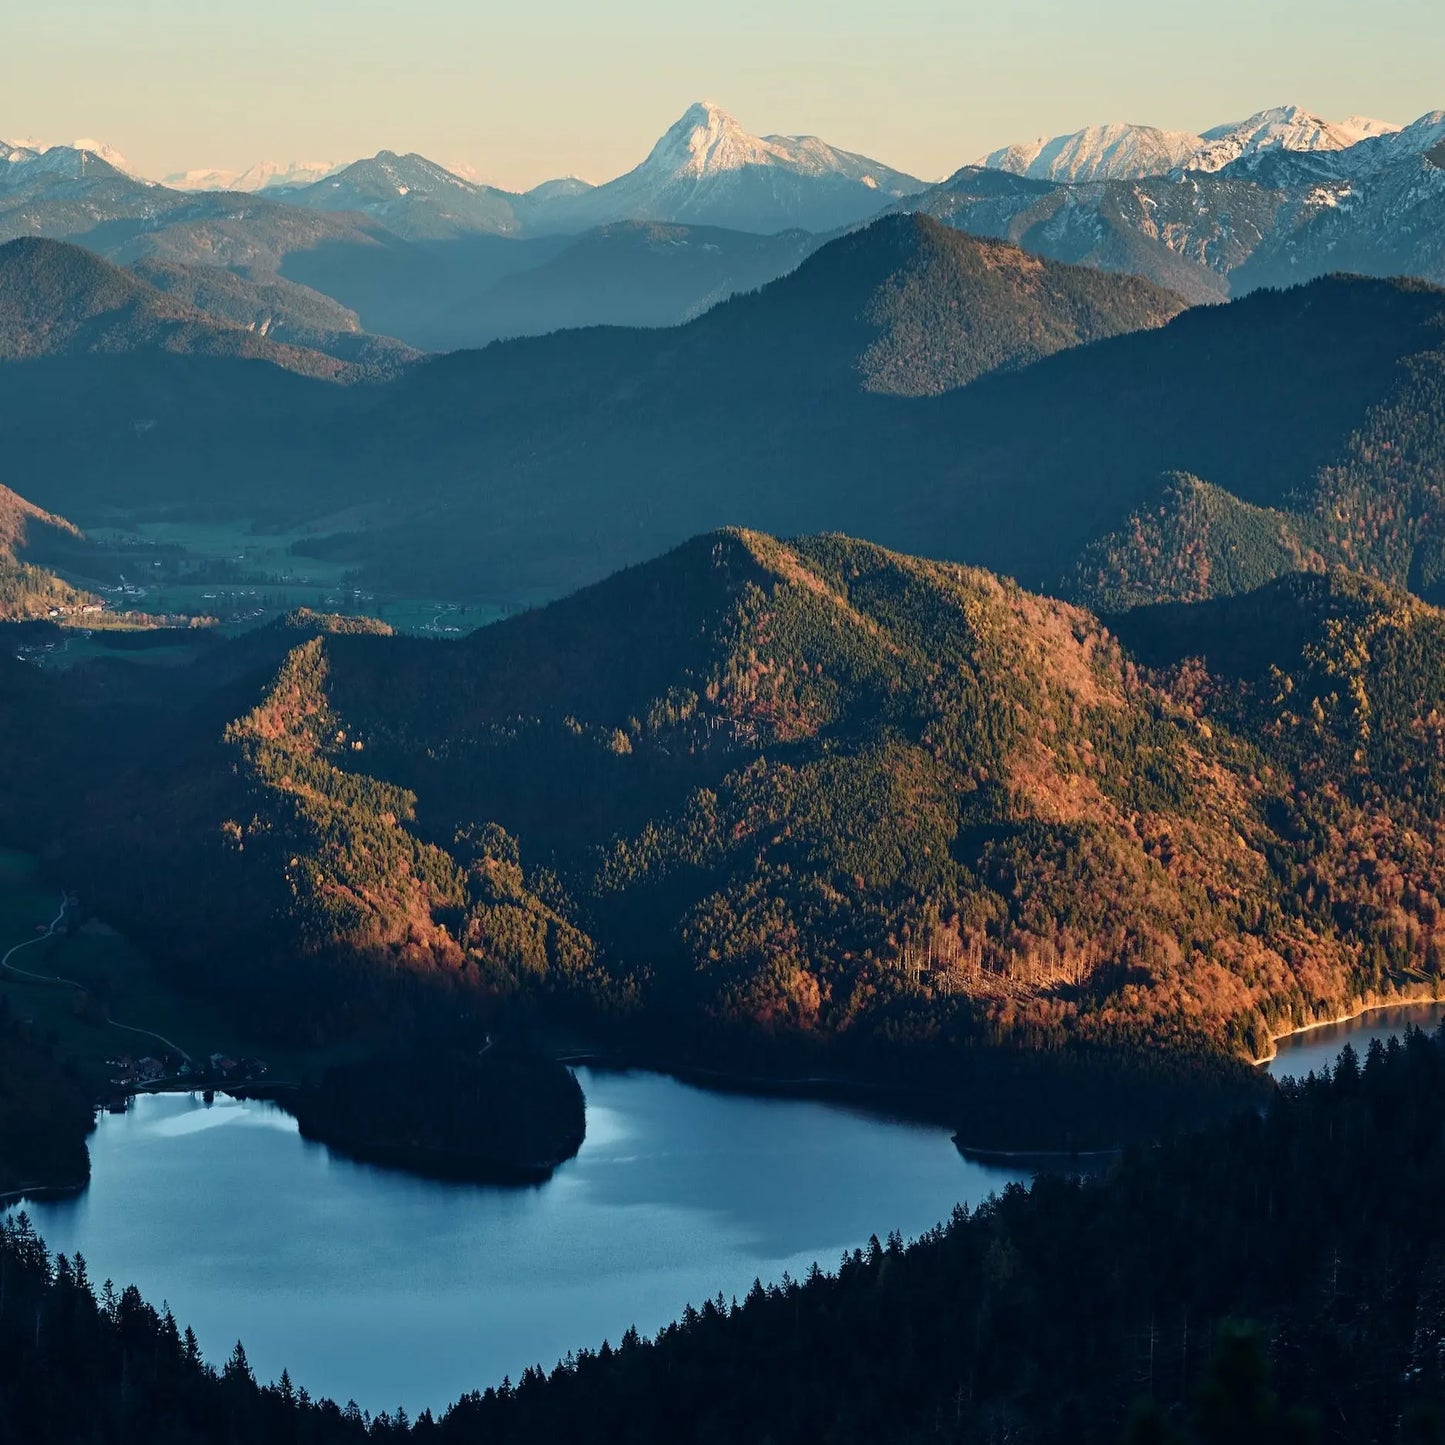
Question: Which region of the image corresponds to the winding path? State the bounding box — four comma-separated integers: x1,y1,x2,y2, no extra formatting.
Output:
0,896,70,980
1,894,192,1064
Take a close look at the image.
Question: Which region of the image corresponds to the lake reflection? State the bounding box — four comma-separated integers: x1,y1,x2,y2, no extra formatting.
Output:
17,1068,1025,1415
1267,1003,1445,1080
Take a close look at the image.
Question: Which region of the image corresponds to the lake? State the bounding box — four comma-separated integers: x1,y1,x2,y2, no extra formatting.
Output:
15,1067,1025,1416
1267,1002,1445,1079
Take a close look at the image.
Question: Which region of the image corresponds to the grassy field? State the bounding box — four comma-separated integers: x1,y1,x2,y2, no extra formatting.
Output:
0,849,345,1091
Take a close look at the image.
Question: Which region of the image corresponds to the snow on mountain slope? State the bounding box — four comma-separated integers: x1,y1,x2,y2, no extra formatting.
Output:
981,123,1203,182
1206,110,1444,185
0,144,135,188
0,138,136,180
1234,148,1445,289
1337,115,1403,144
1189,105,1374,172
646,101,921,189
979,107,1413,184
524,102,923,235
164,160,342,193
1332,112,1445,173
70,139,135,174
279,150,523,239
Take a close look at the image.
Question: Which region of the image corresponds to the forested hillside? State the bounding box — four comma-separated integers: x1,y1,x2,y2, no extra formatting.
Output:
690,214,1186,396
11,533,1442,1117
0,238,388,379
128,258,418,372
6,228,1444,616
274,266,1445,605
0,484,101,620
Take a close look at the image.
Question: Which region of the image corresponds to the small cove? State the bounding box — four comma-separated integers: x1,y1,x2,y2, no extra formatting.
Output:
1266,1002,1445,1079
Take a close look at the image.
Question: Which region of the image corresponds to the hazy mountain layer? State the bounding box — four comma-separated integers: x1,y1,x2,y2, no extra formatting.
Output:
7,224,1445,619
0,237,387,378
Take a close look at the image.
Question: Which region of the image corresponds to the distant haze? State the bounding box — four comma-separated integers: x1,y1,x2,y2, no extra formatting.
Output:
1,0,1442,190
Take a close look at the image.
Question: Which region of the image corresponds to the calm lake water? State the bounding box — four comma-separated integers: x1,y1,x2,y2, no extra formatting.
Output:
15,1067,1024,1416
1267,1002,1445,1079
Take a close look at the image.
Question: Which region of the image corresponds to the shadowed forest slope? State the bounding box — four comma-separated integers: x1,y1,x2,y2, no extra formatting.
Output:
11,534,1441,1092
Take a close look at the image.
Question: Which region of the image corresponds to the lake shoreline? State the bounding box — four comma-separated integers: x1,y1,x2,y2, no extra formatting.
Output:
1251,987,1443,1067
14,1076,1026,1414
63,995,1420,1204
0,1176,89,1209
289,1125,566,1186
951,1142,1119,1167
556,1051,964,1127
555,1047,1260,1158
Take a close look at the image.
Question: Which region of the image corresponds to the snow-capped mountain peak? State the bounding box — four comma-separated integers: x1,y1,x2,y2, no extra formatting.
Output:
634,103,924,196
1189,104,1375,172
979,122,1203,182
646,102,780,177
0,142,139,187
1337,115,1404,144
70,138,134,173
525,102,921,235
0,136,136,181
979,106,1414,184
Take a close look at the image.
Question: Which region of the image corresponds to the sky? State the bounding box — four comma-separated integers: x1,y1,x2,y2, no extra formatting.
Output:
2,0,1442,189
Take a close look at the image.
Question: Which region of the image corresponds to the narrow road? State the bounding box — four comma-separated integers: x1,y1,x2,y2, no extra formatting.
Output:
1,894,192,1064
0,896,70,979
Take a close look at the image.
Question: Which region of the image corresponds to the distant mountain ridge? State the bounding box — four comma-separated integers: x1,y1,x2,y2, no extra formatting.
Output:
979,103,1407,182
0,236,401,378
1,137,139,178
908,128,1445,302
982,122,1202,183
267,103,924,238
3,98,1444,355
161,159,342,192
6,222,1444,623
13,101,920,244
280,151,528,241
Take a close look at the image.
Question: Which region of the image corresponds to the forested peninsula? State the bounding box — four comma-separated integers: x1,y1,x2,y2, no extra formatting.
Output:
284,1047,586,1183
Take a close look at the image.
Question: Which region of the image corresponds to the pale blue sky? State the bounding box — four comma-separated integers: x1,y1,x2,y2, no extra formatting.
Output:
2,0,1440,188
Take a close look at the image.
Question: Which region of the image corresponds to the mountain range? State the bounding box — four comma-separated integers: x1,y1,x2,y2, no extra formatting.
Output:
268,103,925,239
8,211,1445,626
161,159,341,192
20,99,1421,205
905,138,1445,303
10,84,1445,1444
4,98,1445,351
0,215,1202,594
4,99,1445,624
0,236,409,376
979,104,1404,182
